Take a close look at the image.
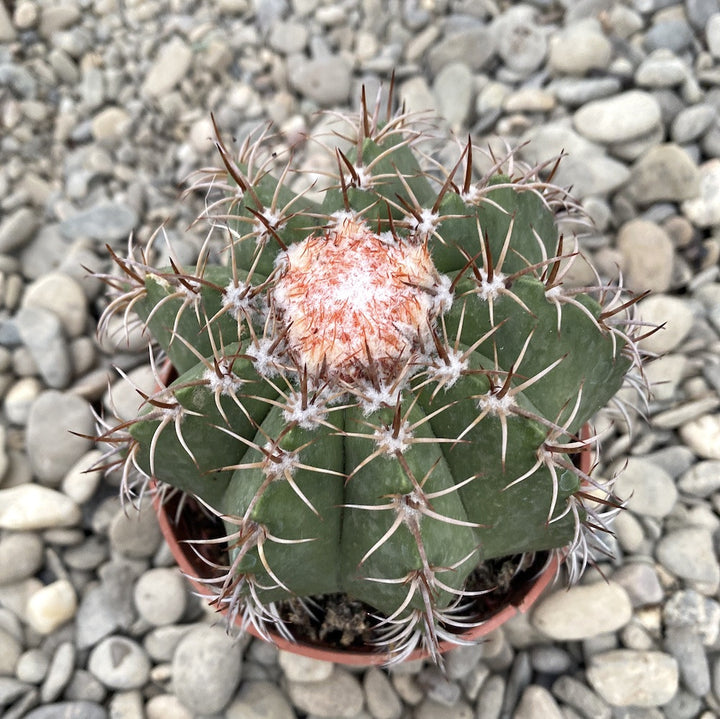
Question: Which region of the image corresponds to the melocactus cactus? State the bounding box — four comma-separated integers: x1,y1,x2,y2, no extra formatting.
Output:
97,88,648,662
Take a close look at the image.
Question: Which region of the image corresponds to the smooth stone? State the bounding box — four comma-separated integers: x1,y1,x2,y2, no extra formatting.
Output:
41,641,76,703
90,107,131,143
87,636,151,690
586,650,678,707
364,666,403,719
432,62,473,130
23,702,107,719
25,580,77,634
635,50,688,88
26,391,94,483
21,272,88,339
656,527,720,587
226,680,296,719
628,144,700,205
267,20,308,54
494,6,547,76
108,502,162,559
414,699,473,719
146,694,192,719
0,485,80,530
0,531,43,584
143,625,193,662
678,460,720,497
636,295,694,355
286,667,365,717
573,91,662,144
682,159,720,227
680,414,720,459
520,122,630,198
686,0,720,32
427,26,496,75
514,685,563,719
612,563,664,607
4,377,43,425
475,674,505,719
663,589,720,645
531,582,632,640
141,36,193,98
664,627,711,696
15,307,72,389
644,19,694,53
616,220,674,293
61,449,103,505
287,56,352,106
0,207,38,253
278,650,333,682
0,626,21,674
548,19,612,76
551,676,611,719
613,457,677,518
671,104,717,144
548,77,621,107
58,202,137,243
172,625,243,714
16,648,50,684
709,12,720,57
133,568,187,627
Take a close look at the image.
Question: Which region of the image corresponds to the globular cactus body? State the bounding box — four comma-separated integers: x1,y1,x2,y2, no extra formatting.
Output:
98,91,644,661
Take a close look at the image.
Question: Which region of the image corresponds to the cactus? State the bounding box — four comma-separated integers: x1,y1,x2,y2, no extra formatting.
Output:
96,86,648,662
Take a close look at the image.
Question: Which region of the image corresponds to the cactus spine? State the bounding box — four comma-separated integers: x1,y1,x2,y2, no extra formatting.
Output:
97,87,648,662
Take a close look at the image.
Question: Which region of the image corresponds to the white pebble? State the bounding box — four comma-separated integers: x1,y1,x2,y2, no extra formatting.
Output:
0,484,81,530
25,579,78,635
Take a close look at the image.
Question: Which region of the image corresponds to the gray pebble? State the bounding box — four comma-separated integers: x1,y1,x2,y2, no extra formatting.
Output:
644,20,694,54
514,685,563,719
548,77,622,107
108,501,162,559
529,645,572,674
678,460,720,497
58,202,137,244
671,104,717,144
285,667,364,717
363,667,403,719
548,19,612,77
0,207,38,253
427,25,495,75
15,649,50,685
613,457,677,518
87,636,151,690
133,568,187,627
0,531,44,584
418,665,462,706
171,625,243,714
686,0,720,32
21,272,88,339
226,680,296,719
141,36,193,98
635,50,688,88
663,589,720,645
495,6,547,77
574,91,662,144
0,625,21,675
16,306,72,389
552,675,611,719
532,582,632,641
475,674,505,719
656,526,720,588
22,701,107,719
287,56,352,107
586,650,679,707
62,670,106,704
628,143,701,205
40,641,75,703
665,626,711,696
26,390,94,484
612,562,664,607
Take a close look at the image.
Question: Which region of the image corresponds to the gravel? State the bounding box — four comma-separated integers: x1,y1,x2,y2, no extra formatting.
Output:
2,1,720,717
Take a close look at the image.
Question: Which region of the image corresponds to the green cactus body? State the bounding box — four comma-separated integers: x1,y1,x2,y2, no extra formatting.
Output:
99,94,644,661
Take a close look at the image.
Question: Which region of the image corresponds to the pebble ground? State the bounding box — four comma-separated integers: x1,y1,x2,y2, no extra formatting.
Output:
1,0,720,717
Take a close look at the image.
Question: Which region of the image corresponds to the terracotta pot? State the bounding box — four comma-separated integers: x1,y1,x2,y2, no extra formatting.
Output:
152,433,592,665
